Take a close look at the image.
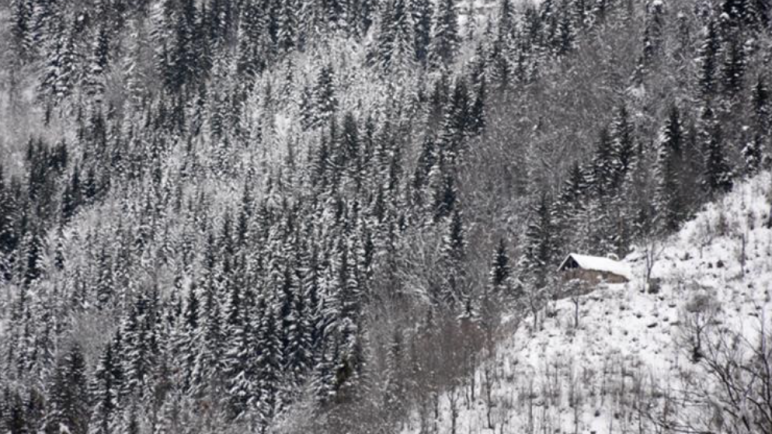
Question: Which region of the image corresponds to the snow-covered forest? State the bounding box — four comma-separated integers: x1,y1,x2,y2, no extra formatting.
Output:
0,0,771,433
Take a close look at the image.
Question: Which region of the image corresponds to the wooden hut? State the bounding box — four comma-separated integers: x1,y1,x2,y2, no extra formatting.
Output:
557,253,631,284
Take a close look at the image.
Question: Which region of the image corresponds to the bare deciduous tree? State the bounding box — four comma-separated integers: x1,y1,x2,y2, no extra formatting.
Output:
650,307,772,434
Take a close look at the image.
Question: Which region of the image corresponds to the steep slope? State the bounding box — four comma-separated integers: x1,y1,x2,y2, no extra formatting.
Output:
404,171,772,434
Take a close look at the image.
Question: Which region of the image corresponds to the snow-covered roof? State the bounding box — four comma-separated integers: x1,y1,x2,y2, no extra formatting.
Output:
558,253,632,280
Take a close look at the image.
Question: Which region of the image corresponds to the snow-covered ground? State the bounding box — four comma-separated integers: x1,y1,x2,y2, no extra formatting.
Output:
403,171,772,434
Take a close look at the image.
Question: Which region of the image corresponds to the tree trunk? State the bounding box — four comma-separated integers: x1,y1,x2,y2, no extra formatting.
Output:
767,203,772,228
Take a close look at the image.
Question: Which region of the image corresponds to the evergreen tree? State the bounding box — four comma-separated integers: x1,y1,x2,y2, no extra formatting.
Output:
40,19,77,103
384,0,417,74
413,0,433,63
523,192,556,288
429,0,461,68
277,0,298,52
46,343,90,434
469,78,486,135
237,1,267,78
721,36,745,95
743,134,764,174
89,342,121,434
163,0,201,93
314,64,337,126
700,105,733,194
697,18,720,99
85,19,111,101
722,0,747,23
438,78,472,165
590,128,615,198
610,105,635,190
555,161,589,251
488,238,512,295
747,75,770,170
745,0,771,29
11,0,34,57
256,300,282,422
439,208,466,307
656,104,686,232
427,157,457,223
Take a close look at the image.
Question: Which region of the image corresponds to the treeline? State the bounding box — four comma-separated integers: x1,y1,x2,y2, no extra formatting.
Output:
0,0,770,433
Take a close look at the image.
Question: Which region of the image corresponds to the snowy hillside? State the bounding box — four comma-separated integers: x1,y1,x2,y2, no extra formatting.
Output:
403,171,772,434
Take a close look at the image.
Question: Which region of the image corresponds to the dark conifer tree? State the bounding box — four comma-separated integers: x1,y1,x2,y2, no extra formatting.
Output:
488,239,512,295
90,342,121,434
590,128,614,198
656,104,686,232
164,0,200,93
721,36,745,95
747,75,770,171
385,0,417,74
257,300,282,423
440,208,466,307
610,105,635,190
11,0,34,58
5,389,28,434
700,105,733,194
277,0,297,52
429,0,461,68
438,78,471,165
428,158,457,223
413,0,433,63
314,64,337,126
46,343,89,434
697,18,720,99
722,0,747,23
745,0,771,29
61,166,82,223
523,192,556,288
237,1,266,78
469,79,486,135
555,161,588,250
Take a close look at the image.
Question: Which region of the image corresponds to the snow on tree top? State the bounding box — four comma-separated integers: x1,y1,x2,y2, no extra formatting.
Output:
558,253,632,280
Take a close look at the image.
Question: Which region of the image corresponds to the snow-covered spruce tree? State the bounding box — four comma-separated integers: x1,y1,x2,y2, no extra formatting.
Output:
10,0,35,59
641,0,665,66
46,343,89,434
745,0,771,29
720,35,745,96
439,208,466,308
429,0,461,68
488,0,515,91
655,104,687,233
84,10,111,102
522,192,557,289
89,342,122,434
237,0,267,79
437,77,472,166
555,160,589,252
39,18,78,105
488,238,512,296
412,0,433,64
222,278,257,420
589,127,615,199
277,0,298,53
610,104,635,191
314,64,338,127
700,104,734,195
697,17,721,100
427,156,457,224
384,0,418,75
747,74,770,171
